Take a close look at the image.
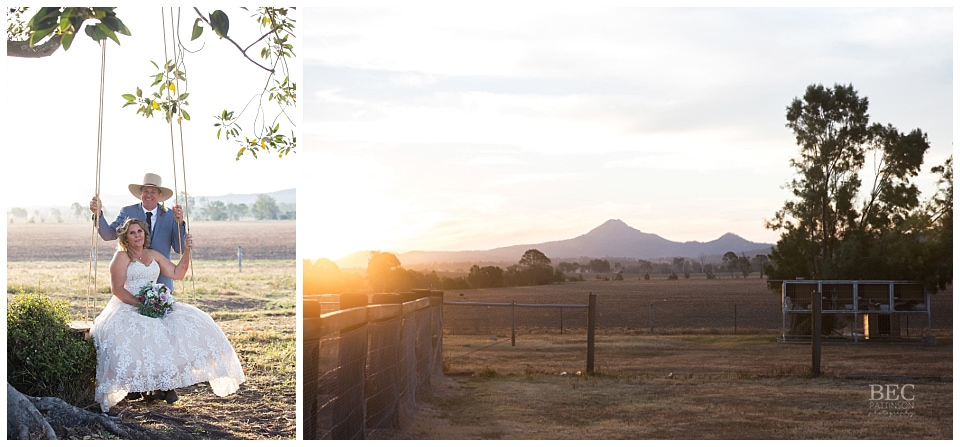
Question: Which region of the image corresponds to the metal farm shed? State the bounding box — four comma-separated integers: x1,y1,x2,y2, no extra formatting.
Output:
777,280,931,342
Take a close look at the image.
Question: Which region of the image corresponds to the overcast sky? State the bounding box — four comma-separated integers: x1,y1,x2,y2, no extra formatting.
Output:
299,6,952,262
3,7,299,210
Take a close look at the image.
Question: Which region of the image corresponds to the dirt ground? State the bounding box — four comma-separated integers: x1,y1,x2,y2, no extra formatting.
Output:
380,278,953,440
378,332,953,440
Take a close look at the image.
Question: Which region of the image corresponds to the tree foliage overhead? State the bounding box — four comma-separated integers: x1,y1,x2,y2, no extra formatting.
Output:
7,7,296,160
765,83,951,290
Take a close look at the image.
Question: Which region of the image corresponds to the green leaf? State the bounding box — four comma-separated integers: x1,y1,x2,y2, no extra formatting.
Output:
100,15,121,32
210,10,229,38
60,32,76,51
88,23,107,42
29,26,56,47
57,16,73,33
26,7,60,30
96,23,121,45
181,109,191,120
191,19,204,40
114,19,131,37
121,94,137,101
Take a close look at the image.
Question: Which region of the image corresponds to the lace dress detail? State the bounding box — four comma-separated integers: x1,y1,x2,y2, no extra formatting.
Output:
91,260,245,412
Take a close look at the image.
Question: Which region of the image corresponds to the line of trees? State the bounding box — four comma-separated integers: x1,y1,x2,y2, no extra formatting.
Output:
7,194,293,224
303,249,570,295
303,248,777,296
185,194,295,221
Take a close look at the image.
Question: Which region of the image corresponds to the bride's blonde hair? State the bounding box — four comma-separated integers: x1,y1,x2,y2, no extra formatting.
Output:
117,218,151,261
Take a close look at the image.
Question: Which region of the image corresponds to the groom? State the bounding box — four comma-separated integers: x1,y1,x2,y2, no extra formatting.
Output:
90,173,188,292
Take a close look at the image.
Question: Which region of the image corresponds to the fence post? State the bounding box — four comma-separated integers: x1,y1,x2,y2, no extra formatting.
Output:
511,302,516,347
587,293,596,374
734,303,738,334
649,303,654,332
811,291,822,377
560,307,564,334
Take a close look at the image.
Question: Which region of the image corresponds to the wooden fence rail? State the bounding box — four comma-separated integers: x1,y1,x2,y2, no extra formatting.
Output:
302,291,443,440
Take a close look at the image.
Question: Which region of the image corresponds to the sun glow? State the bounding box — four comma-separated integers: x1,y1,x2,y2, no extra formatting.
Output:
300,151,407,262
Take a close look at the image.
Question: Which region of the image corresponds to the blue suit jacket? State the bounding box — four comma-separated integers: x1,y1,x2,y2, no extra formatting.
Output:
97,203,187,291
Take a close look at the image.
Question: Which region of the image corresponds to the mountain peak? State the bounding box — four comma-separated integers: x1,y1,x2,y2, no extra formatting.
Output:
585,219,638,237
598,218,628,228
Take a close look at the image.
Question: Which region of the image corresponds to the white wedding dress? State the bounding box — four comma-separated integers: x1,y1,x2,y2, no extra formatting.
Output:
91,260,245,412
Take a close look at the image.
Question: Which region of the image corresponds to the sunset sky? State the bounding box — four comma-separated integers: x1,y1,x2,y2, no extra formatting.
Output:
3,7,299,210
300,6,953,262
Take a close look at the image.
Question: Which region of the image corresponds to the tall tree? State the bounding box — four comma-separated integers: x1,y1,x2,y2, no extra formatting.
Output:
516,249,556,286
467,265,505,289
766,83,948,290
768,83,870,278
587,258,611,273
922,155,953,290
752,254,768,278
204,200,228,221
251,194,279,220
722,251,740,277
70,202,85,222
366,252,402,293
737,253,752,279
518,249,551,269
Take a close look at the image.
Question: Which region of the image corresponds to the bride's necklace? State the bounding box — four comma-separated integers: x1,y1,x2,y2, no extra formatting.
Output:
131,250,146,263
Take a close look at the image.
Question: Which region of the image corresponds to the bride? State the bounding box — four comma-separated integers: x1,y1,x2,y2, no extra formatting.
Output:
91,218,245,413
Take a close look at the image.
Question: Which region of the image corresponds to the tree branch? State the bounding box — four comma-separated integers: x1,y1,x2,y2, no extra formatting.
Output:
7,35,62,58
192,7,274,74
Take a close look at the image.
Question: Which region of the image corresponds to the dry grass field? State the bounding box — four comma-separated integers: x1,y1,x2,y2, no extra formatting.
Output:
6,220,295,263
383,277,953,440
6,220,295,440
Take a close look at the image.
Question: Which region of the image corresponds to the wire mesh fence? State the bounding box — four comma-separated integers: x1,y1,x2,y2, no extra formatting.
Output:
441,298,777,335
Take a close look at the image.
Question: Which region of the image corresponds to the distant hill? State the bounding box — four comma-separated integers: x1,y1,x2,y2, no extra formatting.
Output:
336,219,774,269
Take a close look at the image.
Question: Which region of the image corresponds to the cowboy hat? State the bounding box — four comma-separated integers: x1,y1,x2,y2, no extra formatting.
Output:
128,173,174,202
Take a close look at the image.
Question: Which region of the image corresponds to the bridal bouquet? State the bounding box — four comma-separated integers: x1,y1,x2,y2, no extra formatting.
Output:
137,282,174,318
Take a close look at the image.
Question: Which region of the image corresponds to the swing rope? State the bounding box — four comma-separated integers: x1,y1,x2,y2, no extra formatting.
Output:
161,7,197,301
88,40,108,322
